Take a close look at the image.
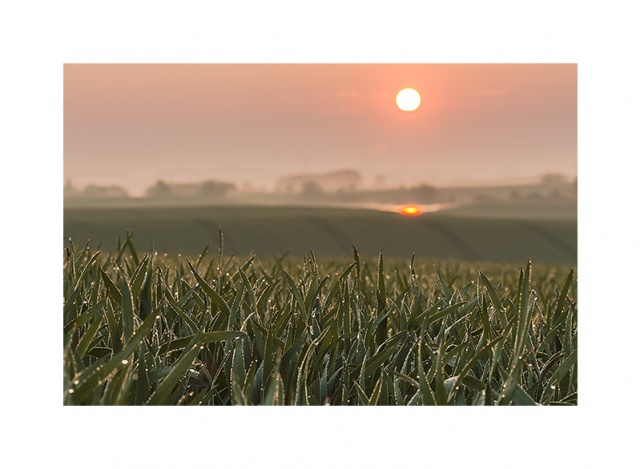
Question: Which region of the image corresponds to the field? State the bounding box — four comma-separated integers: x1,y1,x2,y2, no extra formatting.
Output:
63,204,577,265
63,226,577,405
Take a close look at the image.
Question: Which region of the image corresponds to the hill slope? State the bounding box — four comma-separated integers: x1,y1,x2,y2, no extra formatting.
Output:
64,205,576,265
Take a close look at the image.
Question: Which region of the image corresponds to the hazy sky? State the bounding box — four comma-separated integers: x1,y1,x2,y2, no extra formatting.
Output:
64,64,576,195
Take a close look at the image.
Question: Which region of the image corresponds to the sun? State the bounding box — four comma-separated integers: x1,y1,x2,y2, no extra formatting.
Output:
400,205,421,216
396,88,421,112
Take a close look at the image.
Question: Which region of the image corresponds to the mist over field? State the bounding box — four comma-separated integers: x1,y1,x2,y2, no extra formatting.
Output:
64,169,576,211
65,64,576,197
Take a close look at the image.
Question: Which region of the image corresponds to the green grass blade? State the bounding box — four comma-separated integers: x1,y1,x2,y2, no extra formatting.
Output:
187,259,230,317
479,271,508,329
120,275,135,343
69,313,158,403
100,267,122,304
76,314,103,358
147,334,204,405
417,336,436,405
159,331,246,355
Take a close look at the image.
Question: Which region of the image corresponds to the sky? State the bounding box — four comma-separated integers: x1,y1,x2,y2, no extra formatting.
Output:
64,64,576,195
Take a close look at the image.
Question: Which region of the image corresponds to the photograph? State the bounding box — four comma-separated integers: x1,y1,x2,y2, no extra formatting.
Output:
63,63,577,406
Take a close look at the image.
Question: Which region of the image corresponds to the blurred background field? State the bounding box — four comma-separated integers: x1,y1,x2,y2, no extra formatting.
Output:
64,201,576,266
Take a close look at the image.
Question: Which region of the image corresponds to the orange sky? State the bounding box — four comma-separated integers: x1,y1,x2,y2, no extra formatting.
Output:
64,64,576,195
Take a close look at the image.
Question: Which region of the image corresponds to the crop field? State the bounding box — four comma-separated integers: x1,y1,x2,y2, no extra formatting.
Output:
63,204,577,265
63,231,577,406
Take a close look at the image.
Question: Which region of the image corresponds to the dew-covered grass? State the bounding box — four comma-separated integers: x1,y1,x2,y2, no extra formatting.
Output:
63,232,577,405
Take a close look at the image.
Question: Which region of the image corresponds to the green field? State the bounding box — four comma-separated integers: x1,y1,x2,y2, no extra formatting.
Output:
64,202,577,405
63,204,576,265
63,240,577,406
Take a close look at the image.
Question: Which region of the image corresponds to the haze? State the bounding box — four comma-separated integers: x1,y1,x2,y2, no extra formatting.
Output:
64,64,576,196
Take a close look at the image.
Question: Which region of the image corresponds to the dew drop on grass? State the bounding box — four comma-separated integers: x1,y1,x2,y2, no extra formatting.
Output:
68,389,74,394
121,359,129,365
73,380,79,385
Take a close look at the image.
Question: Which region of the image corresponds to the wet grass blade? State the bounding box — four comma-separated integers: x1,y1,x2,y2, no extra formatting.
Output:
434,338,447,405
368,377,383,406
417,334,436,405
541,349,577,403
120,275,135,343
421,301,465,329
376,250,386,311
100,267,122,304
187,259,230,317
282,270,306,316
159,331,246,355
479,271,508,329
263,370,286,405
130,255,150,299
512,384,538,405
163,282,199,334
76,314,103,358
553,268,574,326
435,266,452,303
70,313,158,403
147,334,204,405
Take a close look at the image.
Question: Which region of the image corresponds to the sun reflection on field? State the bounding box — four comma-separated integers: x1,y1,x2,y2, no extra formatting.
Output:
332,202,457,214
400,205,421,216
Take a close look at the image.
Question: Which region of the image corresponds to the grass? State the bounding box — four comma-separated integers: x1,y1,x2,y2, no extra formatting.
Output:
63,231,577,405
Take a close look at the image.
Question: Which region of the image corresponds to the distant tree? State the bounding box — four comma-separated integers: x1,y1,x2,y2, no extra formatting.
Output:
300,180,324,197
540,173,567,185
199,180,235,197
82,184,129,198
276,169,362,193
64,179,80,198
145,180,172,197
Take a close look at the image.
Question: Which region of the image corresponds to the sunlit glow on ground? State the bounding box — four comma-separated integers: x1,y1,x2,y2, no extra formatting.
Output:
400,205,422,216
282,202,459,214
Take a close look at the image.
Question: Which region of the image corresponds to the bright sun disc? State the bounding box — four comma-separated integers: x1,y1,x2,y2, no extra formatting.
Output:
396,88,421,112
401,206,421,216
